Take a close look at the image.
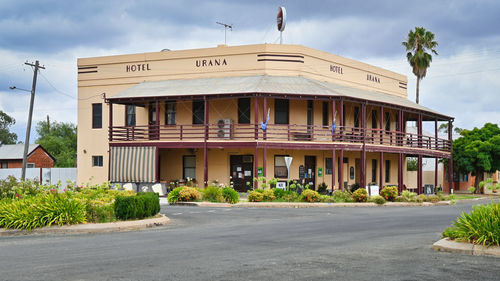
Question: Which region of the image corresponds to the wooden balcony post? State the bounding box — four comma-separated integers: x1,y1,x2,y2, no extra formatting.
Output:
254,146,259,189
435,119,438,150
339,149,344,190
361,103,366,189
398,153,403,194
254,96,259,140
263,96,267,140
331,99,336,141
263,146,267,177
155,100,160,139
435,157,438,191
448,119,454,193
379,105,384,144
204,97,209,140
108,101,113,141
331,149,336,191
339,98,344,141
418,113,423,148
417,155,423,194
379,152,384,188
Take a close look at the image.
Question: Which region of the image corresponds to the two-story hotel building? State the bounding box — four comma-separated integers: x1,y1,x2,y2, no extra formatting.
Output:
77,44,454,193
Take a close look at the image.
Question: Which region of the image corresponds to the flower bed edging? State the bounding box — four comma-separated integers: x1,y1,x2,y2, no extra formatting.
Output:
0,214,170,237
433,238,500,257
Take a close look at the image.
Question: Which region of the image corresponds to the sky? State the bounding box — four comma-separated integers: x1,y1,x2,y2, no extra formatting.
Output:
1,0,499,143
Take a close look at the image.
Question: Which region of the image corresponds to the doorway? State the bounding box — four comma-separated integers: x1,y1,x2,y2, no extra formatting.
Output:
230,155,253,192
148,102,159,140
304,156,316,189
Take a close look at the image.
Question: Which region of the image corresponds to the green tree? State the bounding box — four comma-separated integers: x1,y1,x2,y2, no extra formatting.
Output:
438,123,463,135
452,123,500,190
0,110,18,144
35,118,77,167
402,27,438,104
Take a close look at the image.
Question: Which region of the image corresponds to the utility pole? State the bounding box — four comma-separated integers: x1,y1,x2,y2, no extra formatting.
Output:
21,60,45,180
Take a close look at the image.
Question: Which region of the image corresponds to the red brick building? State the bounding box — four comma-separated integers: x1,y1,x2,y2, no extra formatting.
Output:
0,144,55,169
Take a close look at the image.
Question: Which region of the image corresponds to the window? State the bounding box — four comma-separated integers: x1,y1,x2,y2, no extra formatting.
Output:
125,105,136,126
92,156,103,167
0,161,7,168
322,102,329,127
183,155,196,179
371,110,377,129
325,158,332,175
385,160,390,182
354,106,360,128
275,99,289,124
274,155,288,178
385,112,390,131
27,163,35,168
166,101,176,125
92,103,102,129
238,98,250,124
371,159,377,183
192,100,204,124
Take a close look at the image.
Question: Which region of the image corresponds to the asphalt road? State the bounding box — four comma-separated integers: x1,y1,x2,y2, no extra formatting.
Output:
0,199,499,281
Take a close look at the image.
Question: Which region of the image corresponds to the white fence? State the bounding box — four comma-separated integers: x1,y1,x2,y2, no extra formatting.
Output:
0,168,77,187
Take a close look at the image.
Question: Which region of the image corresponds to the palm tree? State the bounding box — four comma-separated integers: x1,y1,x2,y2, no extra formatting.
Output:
402,27,438,104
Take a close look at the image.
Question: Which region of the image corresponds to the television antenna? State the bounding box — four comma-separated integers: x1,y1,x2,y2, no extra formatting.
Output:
216,21,232,45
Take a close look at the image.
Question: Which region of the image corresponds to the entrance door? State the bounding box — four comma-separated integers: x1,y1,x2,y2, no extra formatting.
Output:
149,102,159,140
230,155,253,192
304,156,316,189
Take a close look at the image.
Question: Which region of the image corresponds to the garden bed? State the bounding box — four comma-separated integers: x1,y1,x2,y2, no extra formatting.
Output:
0,176,160,231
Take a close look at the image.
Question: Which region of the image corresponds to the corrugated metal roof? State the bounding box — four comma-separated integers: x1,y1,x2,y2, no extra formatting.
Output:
0,144,40,160
109,75,449,118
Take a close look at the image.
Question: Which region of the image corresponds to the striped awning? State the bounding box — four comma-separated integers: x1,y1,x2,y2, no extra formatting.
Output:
110,146,156,183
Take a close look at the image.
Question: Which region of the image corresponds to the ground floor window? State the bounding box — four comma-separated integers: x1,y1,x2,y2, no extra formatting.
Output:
92,156,103,167
274,155,288,178
385,160,390,183
183,155,196,179
325,158,332,175
0,161,7,168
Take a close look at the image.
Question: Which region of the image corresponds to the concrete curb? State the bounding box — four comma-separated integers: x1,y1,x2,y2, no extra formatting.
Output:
0,214,170,237
170,201,451,208
433,238,500,257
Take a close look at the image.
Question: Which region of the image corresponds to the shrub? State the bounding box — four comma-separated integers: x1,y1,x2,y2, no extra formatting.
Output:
273,188,286,199
318,182,328,194
202,186,223,202
167,187,182,204
281,191,299,202
401,190,417,202
352,188,368,202
394,196,404,202
428,195,440,203
332,190,353,202
178,187,201,202
221,187,239,204
372,195,386,205
0,193,86,230
115,192,160,220
300,189,320,203
248,191,264,202
254,189,265,193
380,186,398,202
468,186,476,194
319,195,335,203
85,201,115,223
416,194,426,203
262,190,276,201
442,201,500,246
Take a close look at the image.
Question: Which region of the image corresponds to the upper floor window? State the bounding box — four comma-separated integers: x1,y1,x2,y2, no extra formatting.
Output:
322,102,329,127
238,98,250,124
354,106,360,128
125,105,136,126
92,103,102,129
192,100,204,124
166,101,176,125
385,112,391,131
371,110,377,129
275,99,289,124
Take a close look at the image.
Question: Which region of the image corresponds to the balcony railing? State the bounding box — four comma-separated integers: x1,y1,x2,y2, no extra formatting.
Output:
109,124,451,152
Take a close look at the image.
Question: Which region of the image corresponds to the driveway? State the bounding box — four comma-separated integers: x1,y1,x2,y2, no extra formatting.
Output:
0,199,498,280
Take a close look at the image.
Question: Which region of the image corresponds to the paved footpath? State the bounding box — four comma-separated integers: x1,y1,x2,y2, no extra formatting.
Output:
0,198,498,281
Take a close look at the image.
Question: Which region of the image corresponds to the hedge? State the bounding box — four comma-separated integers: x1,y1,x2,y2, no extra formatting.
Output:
115,192,160,220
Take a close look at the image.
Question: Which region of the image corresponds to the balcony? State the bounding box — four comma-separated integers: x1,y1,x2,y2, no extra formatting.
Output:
109,124,451,153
